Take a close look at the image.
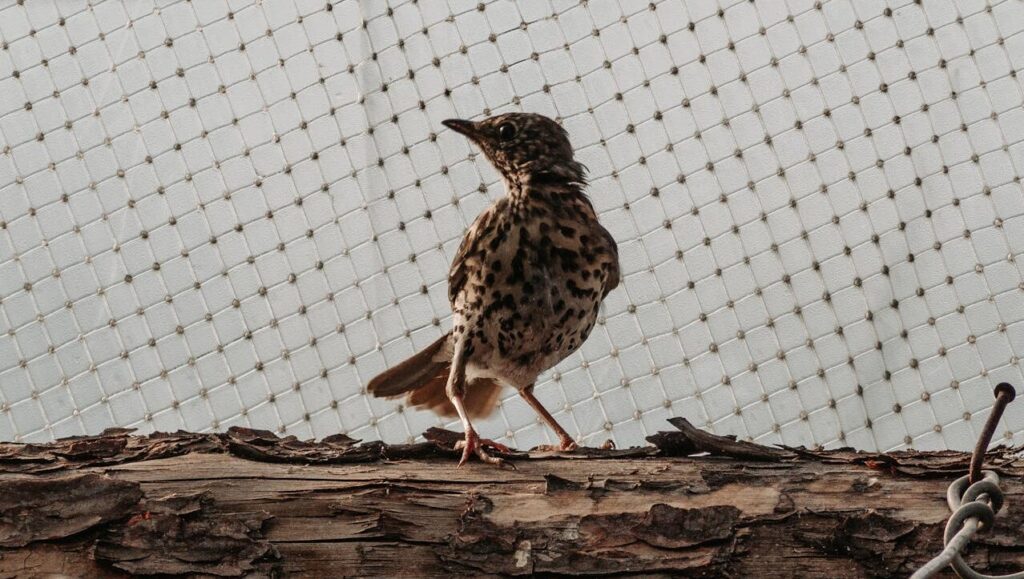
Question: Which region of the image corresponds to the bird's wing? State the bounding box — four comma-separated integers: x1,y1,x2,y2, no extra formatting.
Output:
574,193,620,299
448,201,503,304
598,223,620,298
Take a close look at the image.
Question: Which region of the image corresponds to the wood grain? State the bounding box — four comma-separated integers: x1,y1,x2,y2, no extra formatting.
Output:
0,423,1021,577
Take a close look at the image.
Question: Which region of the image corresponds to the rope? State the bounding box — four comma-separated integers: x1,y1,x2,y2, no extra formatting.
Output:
911,384,1019,579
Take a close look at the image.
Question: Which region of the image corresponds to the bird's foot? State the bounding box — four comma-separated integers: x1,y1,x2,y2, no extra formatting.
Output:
455,430,514,468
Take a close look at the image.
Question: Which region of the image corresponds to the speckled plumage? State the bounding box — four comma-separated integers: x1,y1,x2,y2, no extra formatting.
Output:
369,113,619,466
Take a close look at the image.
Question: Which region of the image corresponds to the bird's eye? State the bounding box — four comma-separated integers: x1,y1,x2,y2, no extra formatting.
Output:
498,123,517,141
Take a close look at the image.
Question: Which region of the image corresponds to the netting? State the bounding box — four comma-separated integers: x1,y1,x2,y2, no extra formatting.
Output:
0,0,1022,451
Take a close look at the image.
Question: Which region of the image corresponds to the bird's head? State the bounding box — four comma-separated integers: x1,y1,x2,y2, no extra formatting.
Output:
442,113,585,186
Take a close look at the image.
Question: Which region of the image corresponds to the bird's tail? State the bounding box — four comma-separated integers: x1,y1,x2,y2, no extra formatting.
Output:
367,332,502,419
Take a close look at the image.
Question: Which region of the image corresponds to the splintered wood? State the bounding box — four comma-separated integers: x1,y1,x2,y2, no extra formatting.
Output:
0,422,1021,577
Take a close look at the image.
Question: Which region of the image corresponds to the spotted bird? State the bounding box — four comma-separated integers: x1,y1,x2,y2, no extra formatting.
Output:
368,113,620,467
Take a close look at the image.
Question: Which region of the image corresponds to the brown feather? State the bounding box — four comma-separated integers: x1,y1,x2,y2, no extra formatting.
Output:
367,332,502,419
405,371,503,418
366,333,451,398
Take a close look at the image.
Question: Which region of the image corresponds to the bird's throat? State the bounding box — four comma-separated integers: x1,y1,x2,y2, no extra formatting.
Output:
504,161,588,207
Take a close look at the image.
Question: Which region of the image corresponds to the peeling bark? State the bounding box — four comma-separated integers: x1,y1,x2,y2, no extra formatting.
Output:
0,474,142,547
0,424,1020,577
94,491,276,576
647,417,795,461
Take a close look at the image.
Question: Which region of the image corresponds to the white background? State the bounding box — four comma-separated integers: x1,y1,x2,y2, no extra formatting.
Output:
1,0,1023,451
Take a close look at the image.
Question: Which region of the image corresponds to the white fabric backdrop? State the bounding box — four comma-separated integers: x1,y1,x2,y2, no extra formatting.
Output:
0,0,1023,451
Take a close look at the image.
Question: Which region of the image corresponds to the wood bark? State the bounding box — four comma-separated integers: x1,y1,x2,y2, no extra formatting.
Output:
0,420,1021,578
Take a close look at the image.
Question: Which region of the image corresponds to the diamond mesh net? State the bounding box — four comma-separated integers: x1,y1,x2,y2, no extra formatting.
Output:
1,0,1023,451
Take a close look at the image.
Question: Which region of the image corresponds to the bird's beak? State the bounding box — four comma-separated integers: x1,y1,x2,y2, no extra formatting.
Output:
442,118,479,140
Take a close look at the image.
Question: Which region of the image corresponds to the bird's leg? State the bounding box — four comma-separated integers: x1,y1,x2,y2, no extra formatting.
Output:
446,336,512,468
450,394,512,467
519,384,578,451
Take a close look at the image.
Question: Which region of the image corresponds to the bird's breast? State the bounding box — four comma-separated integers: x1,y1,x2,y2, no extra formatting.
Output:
454,197,614,385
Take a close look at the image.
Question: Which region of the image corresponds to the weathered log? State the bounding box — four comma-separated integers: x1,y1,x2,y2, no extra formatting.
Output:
0,473,142,548
0,424,1021,577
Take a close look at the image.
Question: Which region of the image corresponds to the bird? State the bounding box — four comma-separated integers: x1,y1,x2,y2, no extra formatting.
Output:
367,112,620,467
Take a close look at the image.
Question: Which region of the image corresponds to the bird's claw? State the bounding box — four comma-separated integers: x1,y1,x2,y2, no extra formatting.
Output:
455,431,515,469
